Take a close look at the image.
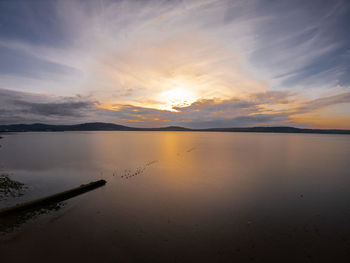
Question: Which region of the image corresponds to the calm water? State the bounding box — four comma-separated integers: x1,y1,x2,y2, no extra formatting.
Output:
0,131,349,262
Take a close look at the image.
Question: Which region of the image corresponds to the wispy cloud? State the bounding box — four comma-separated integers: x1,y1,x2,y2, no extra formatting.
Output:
0,0,349,128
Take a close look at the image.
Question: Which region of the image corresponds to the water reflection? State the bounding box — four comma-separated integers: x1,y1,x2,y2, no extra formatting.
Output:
0,202,65,234
0,132,349,262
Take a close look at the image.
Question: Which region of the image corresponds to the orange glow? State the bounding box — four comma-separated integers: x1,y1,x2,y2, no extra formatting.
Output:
118,119,145,123
152,118,170,122
291,103,350,129
291,114,350,129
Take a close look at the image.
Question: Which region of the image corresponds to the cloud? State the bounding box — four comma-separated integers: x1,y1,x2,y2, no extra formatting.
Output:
0,88,96,124
245,0,350,90
1,88,349,128
95,90,297,128
0,0,349,128
295,92,350,113
187,114,289,129
12,100,94,117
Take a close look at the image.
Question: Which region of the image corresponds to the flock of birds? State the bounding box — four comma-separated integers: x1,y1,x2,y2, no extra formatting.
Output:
112,147,196,180
112,160,159,180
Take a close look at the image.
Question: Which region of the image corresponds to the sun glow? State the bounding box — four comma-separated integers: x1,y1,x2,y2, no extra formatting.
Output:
159,87,198,111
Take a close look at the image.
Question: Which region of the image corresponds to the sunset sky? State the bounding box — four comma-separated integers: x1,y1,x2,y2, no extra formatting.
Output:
1,0,349,128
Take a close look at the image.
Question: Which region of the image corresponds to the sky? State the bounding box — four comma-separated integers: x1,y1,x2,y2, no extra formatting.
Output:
0,0,350,128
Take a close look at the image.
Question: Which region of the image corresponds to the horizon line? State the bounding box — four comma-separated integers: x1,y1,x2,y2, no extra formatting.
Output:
1,122,350,134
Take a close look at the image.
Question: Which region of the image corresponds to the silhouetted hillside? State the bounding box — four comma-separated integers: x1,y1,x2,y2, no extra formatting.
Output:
0,123,349,134
0,122,133,132
203,126,350,134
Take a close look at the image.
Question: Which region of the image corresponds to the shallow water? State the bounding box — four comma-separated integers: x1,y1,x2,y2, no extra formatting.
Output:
0,131,349,262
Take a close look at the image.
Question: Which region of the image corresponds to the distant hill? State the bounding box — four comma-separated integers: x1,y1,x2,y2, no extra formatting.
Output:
0,122,133,132
0,122,349,134
0,122,191,132
202,126,350,134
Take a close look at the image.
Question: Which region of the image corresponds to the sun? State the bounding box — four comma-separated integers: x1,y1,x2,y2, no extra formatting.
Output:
159,86,198,111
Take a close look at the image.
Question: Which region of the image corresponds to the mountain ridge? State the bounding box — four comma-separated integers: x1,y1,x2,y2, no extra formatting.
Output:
0,122,349,134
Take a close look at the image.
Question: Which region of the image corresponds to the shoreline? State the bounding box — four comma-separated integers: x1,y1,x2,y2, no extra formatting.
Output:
1,123,349,135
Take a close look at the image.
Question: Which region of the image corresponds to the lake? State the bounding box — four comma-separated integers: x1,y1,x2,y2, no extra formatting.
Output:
0,131,349,262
